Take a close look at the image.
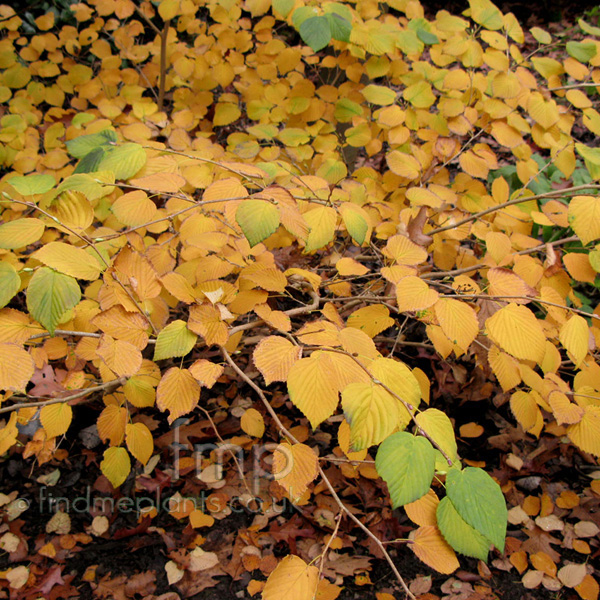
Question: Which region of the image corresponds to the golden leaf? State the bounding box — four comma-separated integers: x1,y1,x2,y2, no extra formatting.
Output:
273,442,318,502
253,336,302,386
40,403,73,439
409,525,460,574
125,422,153,465
262,555,319,600
156,367,200,424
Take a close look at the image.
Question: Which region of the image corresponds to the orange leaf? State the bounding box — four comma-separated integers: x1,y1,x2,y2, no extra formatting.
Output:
156,367,200,424
409,526,460,574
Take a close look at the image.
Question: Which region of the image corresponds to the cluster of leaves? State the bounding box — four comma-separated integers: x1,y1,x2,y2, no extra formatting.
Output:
0,0,600,597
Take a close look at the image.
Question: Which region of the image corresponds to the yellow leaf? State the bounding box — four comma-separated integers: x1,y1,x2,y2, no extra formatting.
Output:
0,218,45,250
188,304,228,346
409,525,460,574
563,253,596,283
47,191,94,233
347,305,394,338
510,391,541,432
0,343,34,392
96,335,143,377
287,352,340,428
485,304,546,363
33,242,101,280
97,405,127,446
188,359,223,388
254,304,292,332
273,442,318,502
487,268,537,302
130,173,186,193
125,422,153,465
396,277,439,312
469,0,503,30
405,488,439,526
240,408,265,438
262,555,319,600
386,151,422,179
160,272,197,304
156,367,200,423
100,447,131,488
567,405,600,457
384,235,428,265
527,92,559,129
568,196,600,245
415,408,458,464
559,315,589,368
336,257,369,276
40,403,72,439
547,390,584,425
488,346,521,392
189,509,214,529
253,336,302,385
303,206,337,252
342,381,400,450
338,418,368,461
91,306,149,350
338,327,380,360
434,299,479,350
296,320,340,347
111,190,158,227
240,263,287,293
0,413,19,454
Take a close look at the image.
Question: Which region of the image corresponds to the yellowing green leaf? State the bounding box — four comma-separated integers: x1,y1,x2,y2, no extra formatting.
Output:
236,200,280,247
469,0,503,30
0,218,45,250
100,447,131,488
340,203,369,245
342,381,399,450
33,242,101,281
415,408,458,466
153,320,198,361
27,267,81,335
361,84,397,106
0,263,20,309
8,173,55,195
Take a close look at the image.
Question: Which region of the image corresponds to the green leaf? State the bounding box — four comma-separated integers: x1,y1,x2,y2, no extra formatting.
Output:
375,432,435,507
73,147,106,174
437,496,491,561
323,2,353,21
566,41,597,63
0,263,20,309
98,143,146,180
291,6,318,29
66,129,117,158
445,467,507,552
154,320,198,361
8,174,55,196
334,98,363,123
236,200,280,247
299,16,332,52
27,267,81,335
575,143,600,180
272,0,294,18
416,28,439,45
325,13,351,42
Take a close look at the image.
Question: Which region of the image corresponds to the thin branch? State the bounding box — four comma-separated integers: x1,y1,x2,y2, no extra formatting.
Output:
158,20,170,112
0,378,126,415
